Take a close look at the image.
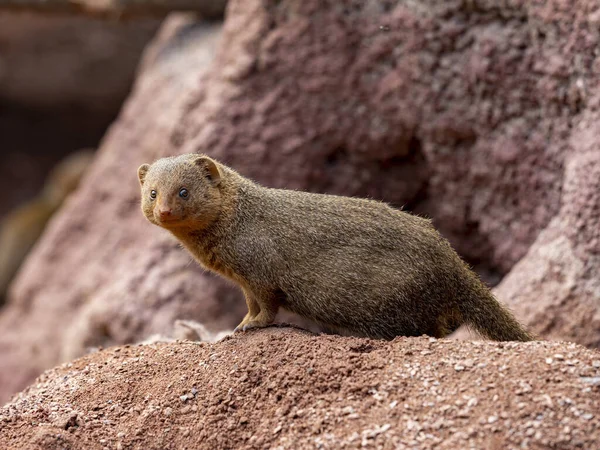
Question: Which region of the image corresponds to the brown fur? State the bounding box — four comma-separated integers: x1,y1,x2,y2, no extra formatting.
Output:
138,153,534,341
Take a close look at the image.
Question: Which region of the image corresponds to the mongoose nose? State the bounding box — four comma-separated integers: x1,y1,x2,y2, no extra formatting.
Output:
158,209,172,219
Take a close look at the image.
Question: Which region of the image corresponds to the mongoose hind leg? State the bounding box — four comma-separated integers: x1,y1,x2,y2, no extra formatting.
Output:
431,308,463,338
235,288,280,332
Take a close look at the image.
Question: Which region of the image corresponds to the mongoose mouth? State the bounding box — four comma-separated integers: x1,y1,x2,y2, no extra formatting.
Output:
154,215,185,227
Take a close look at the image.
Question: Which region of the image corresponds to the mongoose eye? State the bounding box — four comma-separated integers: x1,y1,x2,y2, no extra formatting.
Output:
179,188,189,199
150,190,157,200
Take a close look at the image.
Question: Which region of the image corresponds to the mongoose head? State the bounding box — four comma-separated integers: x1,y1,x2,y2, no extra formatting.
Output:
138,154,223,230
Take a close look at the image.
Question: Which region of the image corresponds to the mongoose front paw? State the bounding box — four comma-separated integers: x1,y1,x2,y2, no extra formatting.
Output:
240,320,271,331
234,312,255,332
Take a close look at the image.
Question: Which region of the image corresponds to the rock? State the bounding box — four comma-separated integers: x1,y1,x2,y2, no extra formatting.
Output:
137,319,232,344
171,0,600,350
171,319,232,342
492,114,600,347
1,328,599,449
50,412,79,430
2,0,600,404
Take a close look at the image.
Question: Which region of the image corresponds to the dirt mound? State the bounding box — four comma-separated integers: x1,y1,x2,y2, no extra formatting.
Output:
1,327,599,449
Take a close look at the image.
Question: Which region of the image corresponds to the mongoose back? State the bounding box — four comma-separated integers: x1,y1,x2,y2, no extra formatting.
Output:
138,154,533,341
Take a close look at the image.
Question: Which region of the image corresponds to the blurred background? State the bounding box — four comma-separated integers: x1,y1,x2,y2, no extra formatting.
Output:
0,1,230,309
0,13,161,212
0,12,162,302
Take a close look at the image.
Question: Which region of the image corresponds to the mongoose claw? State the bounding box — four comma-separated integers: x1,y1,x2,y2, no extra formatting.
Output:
241,322,267,332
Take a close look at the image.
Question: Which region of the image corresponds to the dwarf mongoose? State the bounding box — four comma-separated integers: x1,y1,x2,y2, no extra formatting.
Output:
138,154,533,341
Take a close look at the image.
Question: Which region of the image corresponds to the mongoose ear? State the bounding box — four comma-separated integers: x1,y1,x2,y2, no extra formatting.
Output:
194,156,221,186
138,164,150,186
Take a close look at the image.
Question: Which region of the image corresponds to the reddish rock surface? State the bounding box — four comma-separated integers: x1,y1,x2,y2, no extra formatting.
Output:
1,0,600,405
493,110,600,348
1,328,600,449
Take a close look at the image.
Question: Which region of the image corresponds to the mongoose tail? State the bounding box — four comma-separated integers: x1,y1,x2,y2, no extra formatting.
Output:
460,288,535,342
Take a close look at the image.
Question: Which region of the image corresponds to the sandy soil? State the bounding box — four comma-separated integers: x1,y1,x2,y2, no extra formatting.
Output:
1,326,599,449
